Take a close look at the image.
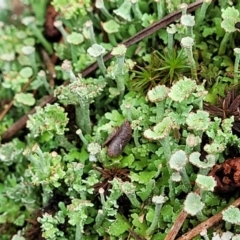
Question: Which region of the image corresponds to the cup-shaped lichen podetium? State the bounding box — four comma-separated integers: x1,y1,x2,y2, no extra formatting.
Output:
195,174,216,209
189,152,216,175
108,44,127,102
69,80,104,134
219,6,240,55
143,117,173,161
186,110,210,133
147,85,169,122
184,192,205,219
113,0,132,22
87,43,106,75
169,150,191,192
168,76,197,102
101,20,120,46
121,181,141,208
180,14,195,37
66,32,84,63
95,0,114,20
195,174,216,195
146,195,167,236
222,205,240,228
180,36,197,80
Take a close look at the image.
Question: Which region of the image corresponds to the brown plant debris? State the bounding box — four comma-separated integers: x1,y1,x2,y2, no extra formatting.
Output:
204,87,240,132
93,167,130,195
44,5,61,42
210,157,240,193
104,121,132,158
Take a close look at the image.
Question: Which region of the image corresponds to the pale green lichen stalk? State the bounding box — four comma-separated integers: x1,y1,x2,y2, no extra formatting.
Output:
66,32,84,63
121,181,141,208
22,46,37,76
67,199,94,240
234,48,240,84
108,44,128,102
95,0,113,20
169,150,191,192
166,24,177,50
23,145,66,205
181,14,195,37
144,117,173,161
146,195,166,236
113,0,132,22
130,0,143,20
195,0,212,29
76,129,88,146
87,44,106,75
94,178,123,229
70,79,105,134
181,37,197,80
53,20,68,43
61,60,77,82
85,20,97,45
22,16,53,54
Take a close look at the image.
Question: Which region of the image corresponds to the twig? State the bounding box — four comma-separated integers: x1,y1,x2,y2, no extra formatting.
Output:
1,0,203,142
41,48,56,89
164,210,188,240
176,197,240,240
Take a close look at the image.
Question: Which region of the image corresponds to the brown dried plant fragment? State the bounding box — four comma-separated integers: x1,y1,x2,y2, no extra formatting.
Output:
104,121,132,157
44,5,61,42
210,157,240,193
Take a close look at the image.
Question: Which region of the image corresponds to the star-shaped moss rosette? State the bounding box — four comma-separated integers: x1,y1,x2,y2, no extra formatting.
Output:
93,167,130,195
186,110,210,132
210,157,240,193
168,77,197,102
